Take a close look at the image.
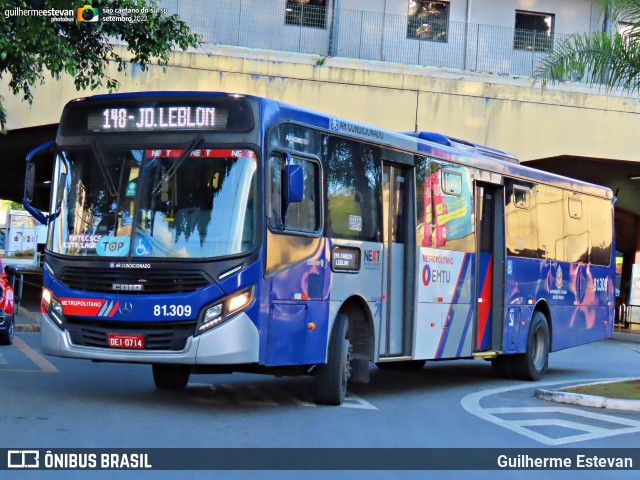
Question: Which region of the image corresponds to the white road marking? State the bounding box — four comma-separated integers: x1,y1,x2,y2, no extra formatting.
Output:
342,393,378,410
461,377,640,445
0,351,8,365
188,382,376,409
13,337,58,373
262,386,317,408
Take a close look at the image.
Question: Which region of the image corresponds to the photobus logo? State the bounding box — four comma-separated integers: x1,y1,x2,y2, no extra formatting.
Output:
76,4,99,22
8,450,40,469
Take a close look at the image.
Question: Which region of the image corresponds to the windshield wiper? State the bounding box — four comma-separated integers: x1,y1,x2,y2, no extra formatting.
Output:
151,136,204,197
92,141,118,197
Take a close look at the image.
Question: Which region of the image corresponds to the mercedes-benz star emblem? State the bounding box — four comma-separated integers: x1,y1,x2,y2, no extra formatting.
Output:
119,302,133,316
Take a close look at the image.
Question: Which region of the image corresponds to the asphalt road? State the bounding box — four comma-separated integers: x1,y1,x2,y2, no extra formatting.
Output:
1,333,640,480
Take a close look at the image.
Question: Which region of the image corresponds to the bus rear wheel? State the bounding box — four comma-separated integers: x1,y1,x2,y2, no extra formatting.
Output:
315,313,351,406
152,364,191,391
511,312,549,381
490,355,513,379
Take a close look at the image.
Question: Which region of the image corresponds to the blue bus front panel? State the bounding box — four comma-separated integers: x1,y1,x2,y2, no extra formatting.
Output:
40,260,265,365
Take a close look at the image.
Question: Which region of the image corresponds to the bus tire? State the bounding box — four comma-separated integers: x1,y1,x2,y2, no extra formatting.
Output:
315,313,351,406
512,312,549,381
152,364,191,391
490,355,513,379
376,360,425,371
0,315,14,346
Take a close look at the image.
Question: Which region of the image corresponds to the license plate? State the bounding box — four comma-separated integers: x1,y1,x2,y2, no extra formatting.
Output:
107,333,144,349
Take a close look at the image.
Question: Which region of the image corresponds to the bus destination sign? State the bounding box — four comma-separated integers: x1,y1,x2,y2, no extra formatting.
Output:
87,106,229,132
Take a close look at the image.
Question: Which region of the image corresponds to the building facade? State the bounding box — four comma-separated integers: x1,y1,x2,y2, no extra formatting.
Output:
159,0,608,78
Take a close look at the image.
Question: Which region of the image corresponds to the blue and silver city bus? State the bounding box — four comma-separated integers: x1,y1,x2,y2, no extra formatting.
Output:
23,92,615,405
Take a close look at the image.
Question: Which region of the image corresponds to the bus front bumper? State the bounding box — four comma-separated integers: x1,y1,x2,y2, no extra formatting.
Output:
40,312,259,365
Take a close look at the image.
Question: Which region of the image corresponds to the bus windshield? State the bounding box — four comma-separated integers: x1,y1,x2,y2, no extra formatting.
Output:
50,146,258,259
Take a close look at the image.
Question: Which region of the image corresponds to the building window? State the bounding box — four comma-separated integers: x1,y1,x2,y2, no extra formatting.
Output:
407,1,450,43
514,11,555,51
285,0,327,29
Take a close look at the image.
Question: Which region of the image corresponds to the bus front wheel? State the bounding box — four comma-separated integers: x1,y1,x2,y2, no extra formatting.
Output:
152,364,191,391
315,313,351,405
511,312,549,381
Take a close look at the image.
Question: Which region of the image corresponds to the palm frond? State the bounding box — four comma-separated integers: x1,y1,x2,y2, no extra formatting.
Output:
603,0,640,24
603,0,640,43
534,31,640,93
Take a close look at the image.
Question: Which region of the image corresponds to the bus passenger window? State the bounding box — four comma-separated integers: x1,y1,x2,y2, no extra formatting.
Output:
286,158,320,233
564,193,588,263
416,158,474,252
268,155,284,229
536,185,565,261
588,196,612,265
505,183,537,258
268,154,319,234
322,136,381,242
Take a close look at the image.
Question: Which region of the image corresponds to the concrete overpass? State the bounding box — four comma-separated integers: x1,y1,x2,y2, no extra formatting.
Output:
2,45,640,291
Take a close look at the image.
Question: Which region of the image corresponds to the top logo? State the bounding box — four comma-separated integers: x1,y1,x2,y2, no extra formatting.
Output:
76,5,99,22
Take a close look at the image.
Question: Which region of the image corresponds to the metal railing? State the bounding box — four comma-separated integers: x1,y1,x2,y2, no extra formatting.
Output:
158,0,575,78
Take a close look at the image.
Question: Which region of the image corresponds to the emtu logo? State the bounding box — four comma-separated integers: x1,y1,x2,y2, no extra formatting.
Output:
76,4,99,22
422,264,432,286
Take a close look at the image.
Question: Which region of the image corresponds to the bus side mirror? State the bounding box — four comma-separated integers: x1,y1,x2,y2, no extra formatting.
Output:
24,162,36,202
285,164,304,204
23,140,54,225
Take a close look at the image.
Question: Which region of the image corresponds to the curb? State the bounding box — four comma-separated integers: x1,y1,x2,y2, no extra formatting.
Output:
16,323,40,333
612,331,640,344
15,306,41,333
535,378,640,412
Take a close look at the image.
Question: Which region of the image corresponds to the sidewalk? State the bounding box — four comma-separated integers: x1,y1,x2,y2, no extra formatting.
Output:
15,305,40,332
14,280,42,333
612,330,640,344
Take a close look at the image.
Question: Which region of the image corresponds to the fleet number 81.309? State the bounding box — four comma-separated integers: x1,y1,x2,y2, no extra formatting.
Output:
153,305,192,317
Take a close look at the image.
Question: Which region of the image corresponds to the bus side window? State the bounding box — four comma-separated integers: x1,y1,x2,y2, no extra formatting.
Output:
323,136,381,242
565,193,588,263
505,183,538,258
416,158,474,252
268,155,284,229
268,154,320,234
536,184,565,261
587,196,612,265
286,158,320,233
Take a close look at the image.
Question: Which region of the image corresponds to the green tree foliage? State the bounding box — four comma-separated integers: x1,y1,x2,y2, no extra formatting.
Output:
0,0,200,129
534,0,640,94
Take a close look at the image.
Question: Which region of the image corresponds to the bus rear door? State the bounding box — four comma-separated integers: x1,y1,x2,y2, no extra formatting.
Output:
474,180,506,354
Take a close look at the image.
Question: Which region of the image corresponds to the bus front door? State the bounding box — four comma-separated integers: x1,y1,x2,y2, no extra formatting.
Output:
379,164,412,358
474,183,505,353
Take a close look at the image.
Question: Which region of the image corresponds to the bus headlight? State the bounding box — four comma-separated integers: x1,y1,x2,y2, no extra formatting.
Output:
42,288,52,306
195,287,254,336
42,289,64,327
50,298,64,325
198,304,223,333
227,290,252,314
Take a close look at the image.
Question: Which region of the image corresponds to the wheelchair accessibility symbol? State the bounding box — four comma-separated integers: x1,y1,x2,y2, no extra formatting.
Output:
133,237,152,257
